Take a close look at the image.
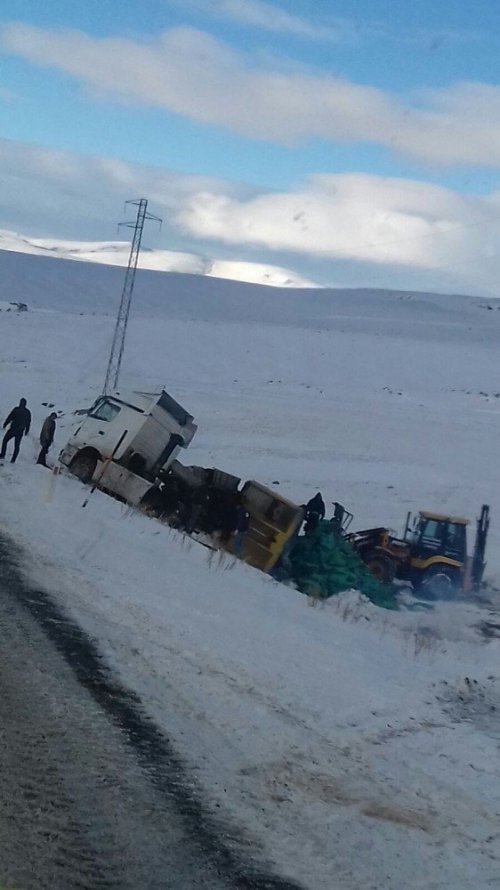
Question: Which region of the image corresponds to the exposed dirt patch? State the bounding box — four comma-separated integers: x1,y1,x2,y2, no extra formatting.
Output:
253,760,434,835
361,803,431,832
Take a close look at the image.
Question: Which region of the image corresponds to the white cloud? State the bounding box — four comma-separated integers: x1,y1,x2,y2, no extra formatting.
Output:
174,0,477,48
2,137,500,296
0,136,239,270
2,22,500,166
187,0,348,41
176,173,500,295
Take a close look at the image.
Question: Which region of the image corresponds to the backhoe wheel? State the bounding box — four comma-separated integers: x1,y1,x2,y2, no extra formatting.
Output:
70,451,97,484
419,566,460,601
364,551,396,583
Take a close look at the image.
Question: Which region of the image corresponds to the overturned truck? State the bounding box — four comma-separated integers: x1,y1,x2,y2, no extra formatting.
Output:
60,390,197,504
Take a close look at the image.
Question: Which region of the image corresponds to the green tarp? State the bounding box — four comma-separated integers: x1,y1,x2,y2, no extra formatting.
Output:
289,521,398,610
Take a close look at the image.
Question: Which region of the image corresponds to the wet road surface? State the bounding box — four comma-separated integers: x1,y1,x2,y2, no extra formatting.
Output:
0,534,303,890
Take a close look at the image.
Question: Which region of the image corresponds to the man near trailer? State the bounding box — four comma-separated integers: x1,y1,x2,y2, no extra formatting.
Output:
37,412,57,467
219,495,250,557
303,491,326,533
233,499,250,558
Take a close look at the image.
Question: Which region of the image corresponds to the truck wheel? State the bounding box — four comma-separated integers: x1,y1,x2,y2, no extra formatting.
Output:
419,566,460,600
364,551,396,583
70,451,97,484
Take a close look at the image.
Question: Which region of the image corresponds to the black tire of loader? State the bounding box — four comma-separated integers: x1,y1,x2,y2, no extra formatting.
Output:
364,550,396,583
419,565,461,600
70,451,97,484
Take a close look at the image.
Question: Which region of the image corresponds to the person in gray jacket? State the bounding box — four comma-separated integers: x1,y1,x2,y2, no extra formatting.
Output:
37,412,57,467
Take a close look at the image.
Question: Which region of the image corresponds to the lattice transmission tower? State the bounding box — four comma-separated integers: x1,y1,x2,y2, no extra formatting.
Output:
104,199,162,394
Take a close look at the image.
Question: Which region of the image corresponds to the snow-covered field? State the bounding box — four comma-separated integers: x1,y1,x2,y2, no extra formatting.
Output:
1,254,500,888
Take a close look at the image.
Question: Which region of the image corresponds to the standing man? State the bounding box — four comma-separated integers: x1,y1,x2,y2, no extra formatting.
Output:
37,412,57,467
218,495,249,557
303,491,326,534
1,398,31,464
233,498,250,558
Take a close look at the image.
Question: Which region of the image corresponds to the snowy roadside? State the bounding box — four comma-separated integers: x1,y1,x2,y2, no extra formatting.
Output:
1,462,500,889
2,286,500,886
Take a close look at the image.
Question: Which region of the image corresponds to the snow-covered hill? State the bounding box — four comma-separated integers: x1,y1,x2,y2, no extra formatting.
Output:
1,237,495,334
0,229,320,288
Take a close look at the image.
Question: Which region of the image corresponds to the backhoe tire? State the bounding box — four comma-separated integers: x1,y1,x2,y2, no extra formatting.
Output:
419,565,460,601
364,551,396,584
70,451,97,484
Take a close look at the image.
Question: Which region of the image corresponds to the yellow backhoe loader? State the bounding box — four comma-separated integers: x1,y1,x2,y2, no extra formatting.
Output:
348,504,490,598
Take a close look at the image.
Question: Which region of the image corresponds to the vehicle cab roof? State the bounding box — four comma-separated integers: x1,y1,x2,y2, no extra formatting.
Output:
111,390,161,412
419,510,468,525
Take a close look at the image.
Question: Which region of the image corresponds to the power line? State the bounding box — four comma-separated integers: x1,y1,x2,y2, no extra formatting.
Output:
104,199,162,394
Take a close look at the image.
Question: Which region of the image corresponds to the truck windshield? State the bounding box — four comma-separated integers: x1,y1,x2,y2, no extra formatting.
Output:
89,399,121,422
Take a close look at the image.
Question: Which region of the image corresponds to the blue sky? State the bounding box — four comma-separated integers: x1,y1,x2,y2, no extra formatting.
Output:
1,0,500,294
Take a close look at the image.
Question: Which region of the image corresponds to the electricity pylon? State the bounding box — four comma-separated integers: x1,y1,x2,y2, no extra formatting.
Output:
104,199,162,394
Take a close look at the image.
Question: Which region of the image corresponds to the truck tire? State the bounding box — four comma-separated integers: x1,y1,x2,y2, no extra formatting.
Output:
70,451,97,484
364,550,396,583
419,565,460,600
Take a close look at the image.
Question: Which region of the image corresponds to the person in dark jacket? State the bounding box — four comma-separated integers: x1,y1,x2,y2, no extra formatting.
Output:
303,491,326,534
1,398,31,463
37,412,57,467
219,496,250,557
233,500,250,558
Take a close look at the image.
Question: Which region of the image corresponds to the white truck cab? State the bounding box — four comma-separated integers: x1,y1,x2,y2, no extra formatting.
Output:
60,389,197,504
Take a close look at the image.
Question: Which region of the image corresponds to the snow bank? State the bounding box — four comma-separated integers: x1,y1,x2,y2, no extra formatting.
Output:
1,463,499,889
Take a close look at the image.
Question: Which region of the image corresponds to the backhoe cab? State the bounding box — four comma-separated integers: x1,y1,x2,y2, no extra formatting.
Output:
349,504,490,598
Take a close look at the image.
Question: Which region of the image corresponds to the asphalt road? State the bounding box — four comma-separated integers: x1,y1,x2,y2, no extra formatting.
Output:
0,533,302,890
